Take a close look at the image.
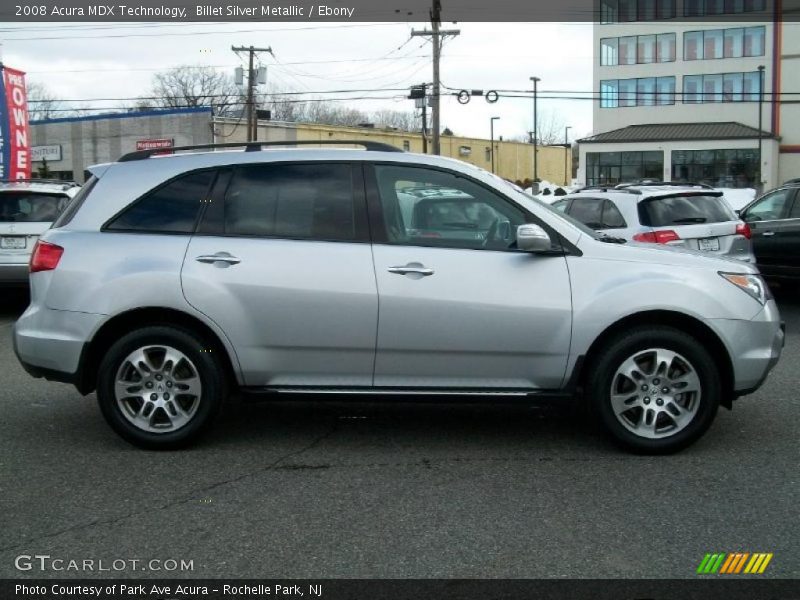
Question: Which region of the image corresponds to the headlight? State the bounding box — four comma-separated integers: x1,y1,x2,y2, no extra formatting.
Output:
719,272,772,305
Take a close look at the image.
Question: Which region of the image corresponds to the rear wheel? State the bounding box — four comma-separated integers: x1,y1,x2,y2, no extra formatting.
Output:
97,326,226,449
588,326,721,454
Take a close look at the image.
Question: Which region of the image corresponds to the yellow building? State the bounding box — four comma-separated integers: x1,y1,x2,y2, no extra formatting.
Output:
214,118,572,186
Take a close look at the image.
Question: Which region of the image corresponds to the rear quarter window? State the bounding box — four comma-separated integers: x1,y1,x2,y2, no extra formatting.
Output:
638,194,734,227
106,170,215,234
52,177,98,228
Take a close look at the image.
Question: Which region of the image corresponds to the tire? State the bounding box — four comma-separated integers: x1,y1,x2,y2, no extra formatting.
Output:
587,325,721,454
97,325,227,449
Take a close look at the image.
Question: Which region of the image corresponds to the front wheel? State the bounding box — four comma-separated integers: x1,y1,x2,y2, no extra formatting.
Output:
588,326,721,454
97,326,226,449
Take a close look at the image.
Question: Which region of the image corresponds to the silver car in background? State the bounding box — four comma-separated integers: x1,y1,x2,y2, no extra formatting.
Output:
552,183,754,262
12,142,784,453
0,179,81,287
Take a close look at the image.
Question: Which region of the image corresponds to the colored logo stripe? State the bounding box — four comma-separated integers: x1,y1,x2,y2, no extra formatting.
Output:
698,553,773,574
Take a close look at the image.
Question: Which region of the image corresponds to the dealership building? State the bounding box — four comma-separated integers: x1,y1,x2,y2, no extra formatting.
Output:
30,107,571,185
578,0,798,190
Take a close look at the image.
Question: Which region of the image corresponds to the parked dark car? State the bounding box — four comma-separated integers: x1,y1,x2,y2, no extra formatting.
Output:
739,182,800,285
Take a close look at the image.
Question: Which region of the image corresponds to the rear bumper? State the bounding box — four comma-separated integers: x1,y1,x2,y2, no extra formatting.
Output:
13,304,102,390
0,263,29,285
710,299,784,396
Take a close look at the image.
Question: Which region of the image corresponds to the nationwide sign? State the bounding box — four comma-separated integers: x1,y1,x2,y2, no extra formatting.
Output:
136,138,174,151
0,65,31,179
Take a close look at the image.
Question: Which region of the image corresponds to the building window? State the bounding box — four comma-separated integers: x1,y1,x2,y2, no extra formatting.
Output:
684,27,765,61
682,71,761,103
600,0,676,22
601,33,675,65
585,151,664,186
403,140,410,151
600,77,676,107
672,149,758,188
684,0,765,15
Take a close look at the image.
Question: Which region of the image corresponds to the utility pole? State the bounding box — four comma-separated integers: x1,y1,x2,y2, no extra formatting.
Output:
232,45,271,142
530,76,540,182
411,0,459,155
757,64,765,193
490,116,500,174
564,126,572,186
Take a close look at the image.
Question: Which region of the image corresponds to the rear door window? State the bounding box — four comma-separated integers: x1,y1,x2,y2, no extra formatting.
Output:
638,194,734,227
224,163,357,241
602,200,627,228
744,189,794,222
0,192,70,223
107,170,215,233
568,198,605,229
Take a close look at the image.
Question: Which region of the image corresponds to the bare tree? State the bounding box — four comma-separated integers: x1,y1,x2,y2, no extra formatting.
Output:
143,66,242,115
27,82,70,121
516,109,568,146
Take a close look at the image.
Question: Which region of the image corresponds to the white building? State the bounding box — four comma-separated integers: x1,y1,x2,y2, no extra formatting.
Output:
578,0,798,191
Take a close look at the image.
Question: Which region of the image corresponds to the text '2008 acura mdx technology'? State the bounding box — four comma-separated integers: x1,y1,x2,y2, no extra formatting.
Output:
13,141,784,453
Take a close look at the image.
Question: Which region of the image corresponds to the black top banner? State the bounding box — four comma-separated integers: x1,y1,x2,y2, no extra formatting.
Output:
1,0,799,22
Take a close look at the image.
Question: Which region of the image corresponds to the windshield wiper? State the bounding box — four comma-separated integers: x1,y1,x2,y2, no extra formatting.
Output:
598,233,627,244
671,217,707,224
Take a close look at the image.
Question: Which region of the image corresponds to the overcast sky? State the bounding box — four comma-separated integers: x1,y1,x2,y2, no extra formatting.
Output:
0,22,594,142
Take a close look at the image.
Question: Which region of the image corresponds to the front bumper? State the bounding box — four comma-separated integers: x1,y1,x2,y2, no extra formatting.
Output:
710,299,784,397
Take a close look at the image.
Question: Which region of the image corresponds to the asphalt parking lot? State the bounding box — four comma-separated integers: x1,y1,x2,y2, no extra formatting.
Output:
1,289,798,580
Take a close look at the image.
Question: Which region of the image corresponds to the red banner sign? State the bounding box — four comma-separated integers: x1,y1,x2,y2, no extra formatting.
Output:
136,138,174,151
0,66,31,180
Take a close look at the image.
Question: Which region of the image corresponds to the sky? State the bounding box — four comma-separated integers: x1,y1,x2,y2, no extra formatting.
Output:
0,22,595,142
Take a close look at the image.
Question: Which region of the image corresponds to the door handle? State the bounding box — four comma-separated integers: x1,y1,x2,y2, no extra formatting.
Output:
388,265,434,276
762,231,775,237
196,253,241,265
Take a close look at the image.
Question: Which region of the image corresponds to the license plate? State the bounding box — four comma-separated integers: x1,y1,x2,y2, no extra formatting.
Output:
698,237,720,252
0,236,26,249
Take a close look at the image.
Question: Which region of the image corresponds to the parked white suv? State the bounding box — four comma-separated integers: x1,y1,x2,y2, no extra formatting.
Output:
0,179,81,287
552,182,754,262
12,142,784,453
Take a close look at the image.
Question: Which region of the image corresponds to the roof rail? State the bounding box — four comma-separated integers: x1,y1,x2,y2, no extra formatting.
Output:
574,185,641,195
0,178,79,185
616,180,715,190
118,139,404,162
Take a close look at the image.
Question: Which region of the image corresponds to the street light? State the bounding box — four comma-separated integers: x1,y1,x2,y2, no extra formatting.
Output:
530,76,540,183
490,116,500,174
564,125,572,186
757,64,765,192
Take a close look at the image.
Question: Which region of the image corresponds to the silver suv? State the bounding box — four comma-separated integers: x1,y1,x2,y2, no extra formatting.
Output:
0,179,80,286
12,142,784,453
552,183,754,263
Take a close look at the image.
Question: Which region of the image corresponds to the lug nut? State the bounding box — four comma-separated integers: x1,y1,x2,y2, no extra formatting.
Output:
653,378,660,385
145,382,154,389
155,374,163,381
643,397,650,404
641,385,648,391
164,392,170,400
662,387,669,394
166,381,173,388
656,398,664,406
150,393,158,401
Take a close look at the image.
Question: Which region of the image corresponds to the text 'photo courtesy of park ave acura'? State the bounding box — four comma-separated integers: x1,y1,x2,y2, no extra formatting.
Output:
1,0,799,597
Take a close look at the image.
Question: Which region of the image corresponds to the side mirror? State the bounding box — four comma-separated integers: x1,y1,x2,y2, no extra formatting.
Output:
516,224,552,252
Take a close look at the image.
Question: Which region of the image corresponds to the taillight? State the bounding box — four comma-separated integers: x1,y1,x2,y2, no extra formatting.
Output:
736,222,752,240
29,240,64,273
632,230,681,244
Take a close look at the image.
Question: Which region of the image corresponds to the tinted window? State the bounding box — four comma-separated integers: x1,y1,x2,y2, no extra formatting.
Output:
744,189,793,222
568,198,605,229
0,192,70,223
552,199,570,213
639,194,734,226
225,163,355,240
107,170,214,233
602,200,627,228
374,165,525,251
790,197,800,219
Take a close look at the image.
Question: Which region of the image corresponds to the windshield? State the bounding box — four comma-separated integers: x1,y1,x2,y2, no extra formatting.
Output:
0,192,70,223
639,194,734,227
